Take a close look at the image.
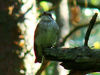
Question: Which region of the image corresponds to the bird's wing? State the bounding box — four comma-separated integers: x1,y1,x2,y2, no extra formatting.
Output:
34,43,42,63
34,22,45,63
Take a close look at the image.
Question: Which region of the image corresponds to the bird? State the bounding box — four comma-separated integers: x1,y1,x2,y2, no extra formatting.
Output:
34,12,59,63
34,12,59,75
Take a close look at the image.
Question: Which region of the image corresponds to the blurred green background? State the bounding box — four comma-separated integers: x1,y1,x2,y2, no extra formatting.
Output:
0,0,100,75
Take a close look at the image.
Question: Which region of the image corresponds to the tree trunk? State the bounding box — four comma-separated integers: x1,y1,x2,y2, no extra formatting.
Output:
0,0,24,75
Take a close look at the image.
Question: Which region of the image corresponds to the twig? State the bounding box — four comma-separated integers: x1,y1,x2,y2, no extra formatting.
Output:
85,0,88,7
84,13,98,46
35,58,50,75
60,25,87,46
60,14,100,47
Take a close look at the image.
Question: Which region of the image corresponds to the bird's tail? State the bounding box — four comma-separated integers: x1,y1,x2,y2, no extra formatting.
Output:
35,57,50,75
34,43,42,63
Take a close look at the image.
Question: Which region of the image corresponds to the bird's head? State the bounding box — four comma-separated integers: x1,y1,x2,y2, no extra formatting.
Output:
40,12,53,21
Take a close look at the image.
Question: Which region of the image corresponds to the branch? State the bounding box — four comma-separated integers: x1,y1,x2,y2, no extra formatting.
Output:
60,21,100,46
60,25,87,46
43,47,100,72
84,13,98,46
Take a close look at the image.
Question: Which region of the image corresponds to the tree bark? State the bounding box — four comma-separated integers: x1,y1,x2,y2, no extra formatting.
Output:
0,0,24,75
43,46,100,74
